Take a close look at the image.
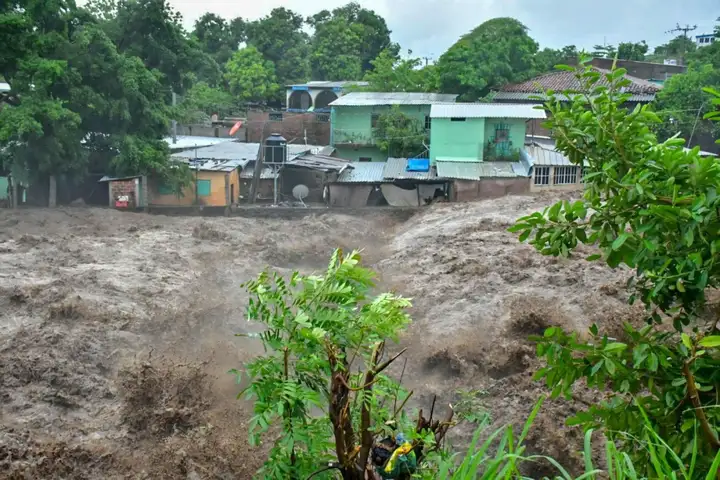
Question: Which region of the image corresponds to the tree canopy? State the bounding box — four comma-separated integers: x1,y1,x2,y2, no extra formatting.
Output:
224,46,279,103
372,106,429,158
436,18,539,100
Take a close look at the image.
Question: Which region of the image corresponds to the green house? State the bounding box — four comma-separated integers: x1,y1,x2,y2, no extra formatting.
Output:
429,103,546,164
330,92,457,163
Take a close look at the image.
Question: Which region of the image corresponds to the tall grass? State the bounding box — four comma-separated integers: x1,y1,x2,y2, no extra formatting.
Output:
427,397,720,480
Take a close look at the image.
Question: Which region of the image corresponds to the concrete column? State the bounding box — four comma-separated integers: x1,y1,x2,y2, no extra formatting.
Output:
11,181,17,209
48,175,57,208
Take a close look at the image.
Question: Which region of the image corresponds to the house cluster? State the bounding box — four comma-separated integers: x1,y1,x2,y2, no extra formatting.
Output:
100,66,676,210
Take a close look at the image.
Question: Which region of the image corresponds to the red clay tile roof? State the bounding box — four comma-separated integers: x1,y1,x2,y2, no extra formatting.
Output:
501,67,661,95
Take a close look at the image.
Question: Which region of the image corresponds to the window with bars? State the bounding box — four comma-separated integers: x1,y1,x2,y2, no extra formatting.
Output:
554,166,578,185
269,112,283,121
534,166,550,185
425,115,431,130
315,113,330,123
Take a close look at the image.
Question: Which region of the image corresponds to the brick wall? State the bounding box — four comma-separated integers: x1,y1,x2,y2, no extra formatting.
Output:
247,111,330,145
110,180,137,208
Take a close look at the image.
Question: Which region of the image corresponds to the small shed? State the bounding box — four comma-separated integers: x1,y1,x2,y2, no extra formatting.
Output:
98,175,148,209
327,162,388,207
525,142,585,192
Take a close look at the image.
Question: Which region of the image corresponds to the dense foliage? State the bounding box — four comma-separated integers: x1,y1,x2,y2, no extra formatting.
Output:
224,46,279,104
235,250,453,479
510,59,720,476
373,107,429,158
436,18,539,100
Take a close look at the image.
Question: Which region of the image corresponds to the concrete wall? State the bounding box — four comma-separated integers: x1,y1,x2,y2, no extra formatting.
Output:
451,178,530,202
332,104,430,162
589,57,685,81
430,117,486,162
150,170,236,207
334,146,386,163
529,165,584,192
175,124,246,141
281,167,327,203
239,178,275,202
247,110,330,145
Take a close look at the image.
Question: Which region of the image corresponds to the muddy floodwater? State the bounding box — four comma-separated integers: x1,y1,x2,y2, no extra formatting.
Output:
0,196,641,478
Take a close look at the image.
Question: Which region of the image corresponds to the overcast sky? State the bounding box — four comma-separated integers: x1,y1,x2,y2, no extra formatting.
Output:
91,0,720,59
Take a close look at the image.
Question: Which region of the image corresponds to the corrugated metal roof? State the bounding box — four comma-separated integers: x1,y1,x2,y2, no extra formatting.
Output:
430,103,546,119
192,158,246,172
171,142,324,161
436,161,482,180
287,81,369,89
330,92,457,106
525,144,576,166
164,136,232,151
492,91,657,103
335,162,386,183
0,82,10,93
98,175,142,183
383,157,438,180
289,153,351,172
436,161,528,179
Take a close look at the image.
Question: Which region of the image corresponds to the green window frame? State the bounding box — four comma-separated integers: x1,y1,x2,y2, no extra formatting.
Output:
197,179,211,197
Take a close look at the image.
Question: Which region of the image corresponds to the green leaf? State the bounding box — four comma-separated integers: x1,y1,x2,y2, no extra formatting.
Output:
698,336,720,348
294,311,311,327
590,360,604,376
586,254,602,261
604,342,627,353
676,279,686,293
682,333,692,349
612,233,629,251
605,358,616,375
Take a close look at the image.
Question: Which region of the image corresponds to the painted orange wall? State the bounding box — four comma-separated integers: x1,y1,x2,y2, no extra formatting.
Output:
150,170,238,206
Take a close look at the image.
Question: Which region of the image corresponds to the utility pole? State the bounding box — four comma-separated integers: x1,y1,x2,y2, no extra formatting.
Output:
666,23,697,65
171,91,177,144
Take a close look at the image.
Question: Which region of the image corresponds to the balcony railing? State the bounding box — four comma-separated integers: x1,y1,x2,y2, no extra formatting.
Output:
332,130,375,146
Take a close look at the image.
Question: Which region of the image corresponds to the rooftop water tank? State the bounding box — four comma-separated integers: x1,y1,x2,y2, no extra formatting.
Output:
264,133,287,165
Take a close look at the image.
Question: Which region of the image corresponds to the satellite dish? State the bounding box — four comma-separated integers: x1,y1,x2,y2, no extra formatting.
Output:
292,184,310,207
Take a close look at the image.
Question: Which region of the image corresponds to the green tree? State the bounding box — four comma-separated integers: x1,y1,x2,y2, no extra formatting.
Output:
93,0,219,91
309,2,399,74
192,13,241,67
591,43,617,58
176,81,237,124
236,249,453,479
224,46,278,103
0,0,181,204
649,35,698,63
246,7,310,89
654,64,720,152
436,18,539,100
363,49,437,92
617,40,649,60
310,16,364,81
535,45,578,73
373,106,429,158
510,60,720,475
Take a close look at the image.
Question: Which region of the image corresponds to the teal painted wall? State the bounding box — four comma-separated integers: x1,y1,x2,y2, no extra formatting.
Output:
429,117,486,163
335,146,386,163
0,177,7,200
331,104,431,162
483,118,527,160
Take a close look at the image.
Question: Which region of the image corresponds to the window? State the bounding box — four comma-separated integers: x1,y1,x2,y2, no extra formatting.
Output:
534,166,550,186
359,157,372,162
554,166,578,185
197,179,211,197
157,183,174,195
269,112,283,121
316,113,329,123
425,115,431,130
371,113,380,128
450,117,466,122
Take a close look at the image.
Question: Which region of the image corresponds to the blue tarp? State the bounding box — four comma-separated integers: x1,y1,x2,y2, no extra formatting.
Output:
406,158,430,172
